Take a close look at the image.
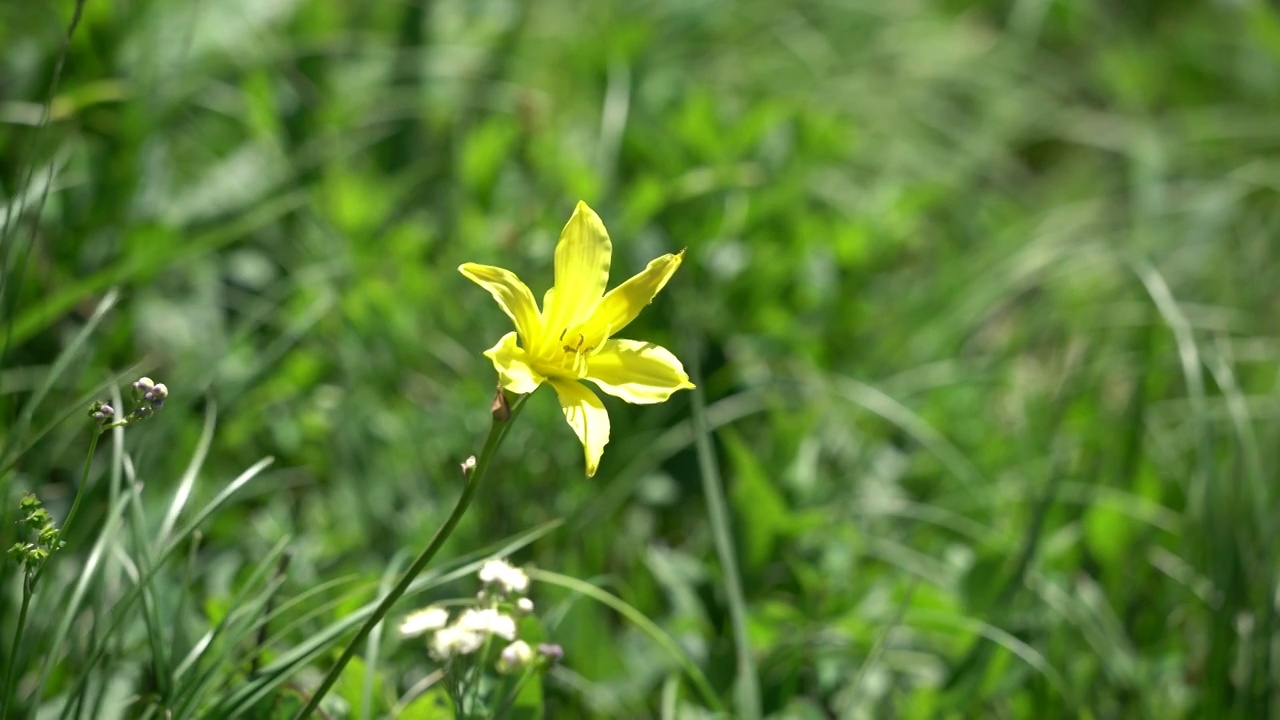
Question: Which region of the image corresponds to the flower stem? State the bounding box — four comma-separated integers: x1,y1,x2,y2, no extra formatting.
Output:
2,428,100,717
463,634,493,717
0,576,33,719
492,666,537,719
33,430,99,589
293,394,527,720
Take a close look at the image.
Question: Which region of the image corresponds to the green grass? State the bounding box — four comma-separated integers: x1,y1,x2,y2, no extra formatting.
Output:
4,0,1280,717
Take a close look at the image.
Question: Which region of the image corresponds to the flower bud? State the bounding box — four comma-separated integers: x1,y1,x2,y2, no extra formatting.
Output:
144,383,168,406
537,643,564,664
497,640,534,674
89,401,115,423
491,385,511,423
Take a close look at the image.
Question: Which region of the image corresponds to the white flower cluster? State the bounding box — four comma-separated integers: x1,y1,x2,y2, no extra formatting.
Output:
396,605,520,660
398,606,449,638
479,558,529,595
434,607,518,659
399,556,553,672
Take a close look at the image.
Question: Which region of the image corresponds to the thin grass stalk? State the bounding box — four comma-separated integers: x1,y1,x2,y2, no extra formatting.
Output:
32,430,100,588
293,393,528,720
360,551,408,720
527,569,725,714
3,426,101,717
688,363,760,720
54,457,274,720
0,576,33,718
125,476,171,703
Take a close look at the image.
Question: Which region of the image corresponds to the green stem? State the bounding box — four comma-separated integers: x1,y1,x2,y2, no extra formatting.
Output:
492,666,537,719
33,430,99,589
689,377,760,719
294,394,527,720
3,428,100,717
463,634,493,717
1,576,33,718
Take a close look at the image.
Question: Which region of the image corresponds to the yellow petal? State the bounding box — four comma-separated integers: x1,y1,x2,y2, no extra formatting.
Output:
544,202,611,338
549,377,610,477
581,250,684,345
585,339,694,405
459,263,543,345
483,331,545,395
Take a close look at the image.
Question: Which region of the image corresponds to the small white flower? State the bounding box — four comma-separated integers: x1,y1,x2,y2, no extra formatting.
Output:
430,625,484,660
456,607,517,641
497,640,534,674
398,606,450,638
478,558,529,594
491,615,517,640
516,597,534,614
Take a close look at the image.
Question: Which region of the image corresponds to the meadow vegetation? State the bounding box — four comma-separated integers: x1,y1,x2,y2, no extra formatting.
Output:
3,0,1280,717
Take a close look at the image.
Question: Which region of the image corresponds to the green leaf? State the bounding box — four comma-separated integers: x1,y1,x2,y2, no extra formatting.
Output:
722,427,792,573
399,686,455,720
505,672,544,720
336,655,387,719
1083,503,1132,570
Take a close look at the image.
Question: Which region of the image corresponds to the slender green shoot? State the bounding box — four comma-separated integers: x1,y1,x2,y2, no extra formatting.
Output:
688,359,759,720
293,393,529,719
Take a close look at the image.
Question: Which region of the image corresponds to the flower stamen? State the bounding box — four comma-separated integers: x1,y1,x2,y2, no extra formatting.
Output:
561,333,586,354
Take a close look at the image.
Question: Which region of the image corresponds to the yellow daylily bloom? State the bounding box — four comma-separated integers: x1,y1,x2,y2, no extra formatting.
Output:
460,201,695,476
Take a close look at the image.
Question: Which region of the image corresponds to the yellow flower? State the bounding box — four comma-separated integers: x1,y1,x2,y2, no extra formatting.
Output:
459,201,695,476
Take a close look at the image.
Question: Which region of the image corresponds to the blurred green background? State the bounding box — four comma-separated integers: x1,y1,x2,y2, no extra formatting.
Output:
5,0,1280,717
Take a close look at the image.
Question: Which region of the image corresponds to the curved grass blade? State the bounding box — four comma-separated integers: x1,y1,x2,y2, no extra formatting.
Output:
527,569,725,715
212,520,563,718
